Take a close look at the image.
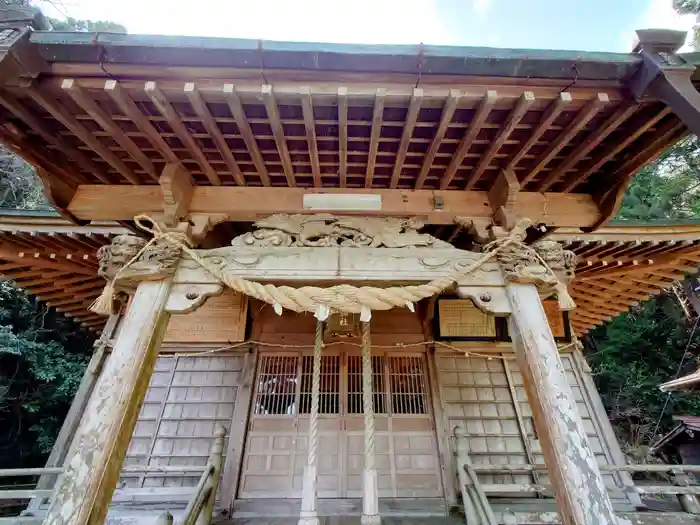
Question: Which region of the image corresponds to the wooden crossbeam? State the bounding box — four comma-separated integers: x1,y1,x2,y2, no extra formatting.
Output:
300,87,322,187
440,91,497,190
465,91,534,190
519,93,609,186
390,88,423,189
365,88,387,188
415,90,460,190
145,81,222,186
503,93,572,173
27,86,140,185
104,80,180,165
536,103,638,192
562,107,673,192
62,79,157,182
261,84,295,187
223,84,270,186
337,87,348,188
67,184,603,227
184,83,245,186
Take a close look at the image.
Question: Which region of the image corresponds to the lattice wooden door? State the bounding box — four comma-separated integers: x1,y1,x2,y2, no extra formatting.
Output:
239,349,442,499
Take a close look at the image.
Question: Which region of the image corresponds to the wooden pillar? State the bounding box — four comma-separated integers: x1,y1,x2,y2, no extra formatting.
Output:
43,278,173,525
506,282,617,525
361,321,380,525
298,319,323,525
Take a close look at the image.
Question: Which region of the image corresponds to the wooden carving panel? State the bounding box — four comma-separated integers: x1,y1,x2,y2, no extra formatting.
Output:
164,289,247,343
436,298,496,339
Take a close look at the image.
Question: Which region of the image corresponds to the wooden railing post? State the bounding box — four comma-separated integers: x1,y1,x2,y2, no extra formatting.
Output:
197,426,227,525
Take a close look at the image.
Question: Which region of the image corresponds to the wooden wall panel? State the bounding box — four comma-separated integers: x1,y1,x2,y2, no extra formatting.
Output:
433,347,624,502
115,352,246,498
164,290,247,343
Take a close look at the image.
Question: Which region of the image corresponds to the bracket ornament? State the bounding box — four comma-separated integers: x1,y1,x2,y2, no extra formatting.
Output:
96,234,181,286
231,214,453,249
493,231,577,309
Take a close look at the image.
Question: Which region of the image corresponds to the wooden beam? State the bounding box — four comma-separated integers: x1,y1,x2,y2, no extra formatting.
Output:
465,91,535,190
300,87,322,187
415,90,460,190
261,84,295,187
506,282,618,525
67,185,603,228
390,88,423,189
440,90,497,190
519,93,609,186
62,79,157,182
104,80,180,165
0,248,95,275
43,280,172,525
562,107,673,193
535,103,638,192
145,81,222,186
338,87,348,188
159,163,193,226
503,92,572,174
365,88,387,188
184,83,245,186
488,169,520,229
223,84,269,185
0,90,101,183
26,86,140,185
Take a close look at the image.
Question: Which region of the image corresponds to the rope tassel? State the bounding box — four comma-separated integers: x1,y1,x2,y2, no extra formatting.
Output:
89,281,117,316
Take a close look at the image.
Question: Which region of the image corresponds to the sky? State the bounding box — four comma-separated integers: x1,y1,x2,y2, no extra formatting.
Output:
38,0,697,53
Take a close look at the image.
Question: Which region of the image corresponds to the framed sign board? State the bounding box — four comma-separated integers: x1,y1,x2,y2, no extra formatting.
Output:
164,289,248,343
434,297,497,340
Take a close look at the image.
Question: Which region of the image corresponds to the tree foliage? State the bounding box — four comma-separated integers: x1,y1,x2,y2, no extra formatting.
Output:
0,282,93,468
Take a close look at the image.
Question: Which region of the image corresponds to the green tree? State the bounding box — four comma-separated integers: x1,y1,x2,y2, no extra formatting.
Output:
674,0,700,49
0,281,92,469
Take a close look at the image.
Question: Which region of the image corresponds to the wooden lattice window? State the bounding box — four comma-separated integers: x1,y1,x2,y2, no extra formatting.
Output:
347,355,387,414
388,355,428,414
299,354,340,414
253,355,299,415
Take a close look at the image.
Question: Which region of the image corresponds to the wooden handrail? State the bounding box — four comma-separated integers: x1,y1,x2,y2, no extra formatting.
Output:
158,425,227,525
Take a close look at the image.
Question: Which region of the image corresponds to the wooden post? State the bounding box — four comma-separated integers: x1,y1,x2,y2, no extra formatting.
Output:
361,321,380,525
506,282,618,525
196,425,227,525
298,319,323,525
43,279,173,525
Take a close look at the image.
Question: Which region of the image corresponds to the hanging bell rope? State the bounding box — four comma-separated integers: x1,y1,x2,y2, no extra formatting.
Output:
90,215,575,316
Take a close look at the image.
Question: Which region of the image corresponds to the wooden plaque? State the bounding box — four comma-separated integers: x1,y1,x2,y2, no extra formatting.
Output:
164,289,248,343
435,297,496,340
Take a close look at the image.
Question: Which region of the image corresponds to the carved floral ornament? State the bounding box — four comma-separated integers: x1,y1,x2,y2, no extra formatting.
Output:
91,214,576,317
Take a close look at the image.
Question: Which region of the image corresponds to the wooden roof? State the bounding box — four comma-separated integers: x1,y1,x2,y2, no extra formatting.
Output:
0,32,691,228
552,223,700,335
1,213,698,335
0,211,128,330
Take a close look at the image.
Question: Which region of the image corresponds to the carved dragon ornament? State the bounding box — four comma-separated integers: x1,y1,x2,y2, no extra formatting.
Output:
231,214,454,249
96,234,181,286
